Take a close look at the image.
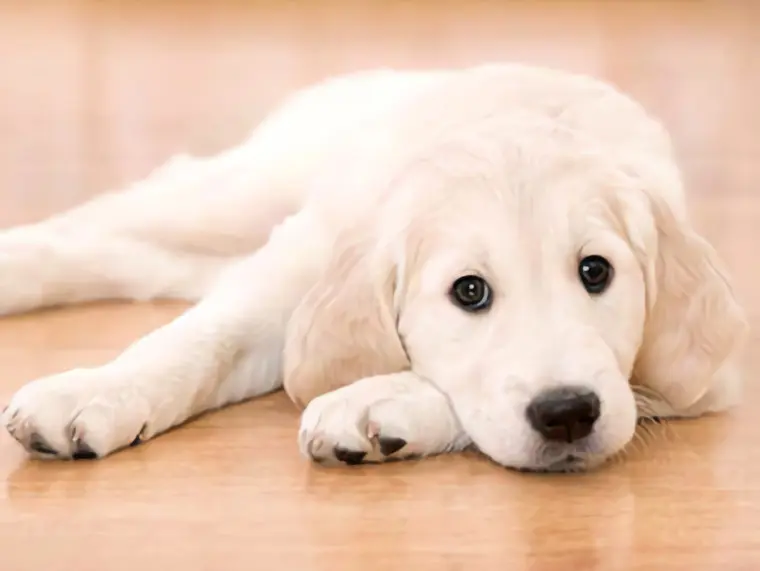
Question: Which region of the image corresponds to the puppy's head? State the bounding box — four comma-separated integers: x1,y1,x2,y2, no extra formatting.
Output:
284,127,747,473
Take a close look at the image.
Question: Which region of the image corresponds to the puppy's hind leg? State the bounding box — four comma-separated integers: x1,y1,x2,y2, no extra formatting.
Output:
0,146,302,315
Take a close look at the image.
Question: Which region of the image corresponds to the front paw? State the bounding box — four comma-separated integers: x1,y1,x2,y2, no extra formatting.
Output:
298,391,432,466
3,367,150,460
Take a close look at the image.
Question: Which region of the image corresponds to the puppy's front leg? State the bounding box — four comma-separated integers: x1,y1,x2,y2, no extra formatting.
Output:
299,372,471,465
2,213,328,459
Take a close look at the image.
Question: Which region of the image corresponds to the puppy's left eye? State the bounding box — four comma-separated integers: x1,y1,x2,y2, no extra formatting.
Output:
450,275,492,312
578,255,613,294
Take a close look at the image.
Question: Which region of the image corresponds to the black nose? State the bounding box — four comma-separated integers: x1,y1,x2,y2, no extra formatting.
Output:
526,387,601,443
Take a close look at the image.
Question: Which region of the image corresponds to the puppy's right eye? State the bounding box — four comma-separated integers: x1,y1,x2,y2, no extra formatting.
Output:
578,255,613,295
450,275,492,312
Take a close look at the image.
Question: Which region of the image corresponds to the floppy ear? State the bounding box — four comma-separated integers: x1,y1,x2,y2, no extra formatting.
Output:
632,195,748,413
282,226,410,408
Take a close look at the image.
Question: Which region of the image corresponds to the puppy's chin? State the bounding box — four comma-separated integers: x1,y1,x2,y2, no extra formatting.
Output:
511,453,610,474
473,438,621,474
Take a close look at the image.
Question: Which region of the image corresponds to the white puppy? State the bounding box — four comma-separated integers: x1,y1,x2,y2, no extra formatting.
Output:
1,64,748,472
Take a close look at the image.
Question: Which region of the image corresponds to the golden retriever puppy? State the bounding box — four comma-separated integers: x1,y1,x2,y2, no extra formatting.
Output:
1,64,748,472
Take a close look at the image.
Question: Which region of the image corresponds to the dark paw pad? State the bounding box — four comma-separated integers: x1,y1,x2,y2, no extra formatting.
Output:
333,446,367,465
378,436,407,456
29,434,58,456
72,440,98,460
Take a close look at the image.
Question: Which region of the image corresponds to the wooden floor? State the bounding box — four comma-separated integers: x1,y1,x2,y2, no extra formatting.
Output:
0,1,759,569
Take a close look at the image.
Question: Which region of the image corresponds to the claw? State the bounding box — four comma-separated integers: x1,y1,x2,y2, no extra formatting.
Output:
378,436,407,456
333,447,367,465
29,434,58,456
72,439,98,460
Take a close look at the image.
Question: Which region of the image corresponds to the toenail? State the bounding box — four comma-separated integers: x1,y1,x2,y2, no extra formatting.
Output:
29,434,58,456
72,440,98,460
333,447,367,465
378,436,407,456
129,424,145,447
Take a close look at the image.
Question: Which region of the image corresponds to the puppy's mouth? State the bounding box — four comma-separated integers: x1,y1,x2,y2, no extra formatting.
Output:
514,454,591,474
471,442,608,474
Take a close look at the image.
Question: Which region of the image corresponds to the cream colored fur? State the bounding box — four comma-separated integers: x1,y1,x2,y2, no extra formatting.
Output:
1,64,748,471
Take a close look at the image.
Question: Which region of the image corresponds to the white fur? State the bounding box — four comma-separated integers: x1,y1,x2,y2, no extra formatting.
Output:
1,64,748,472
